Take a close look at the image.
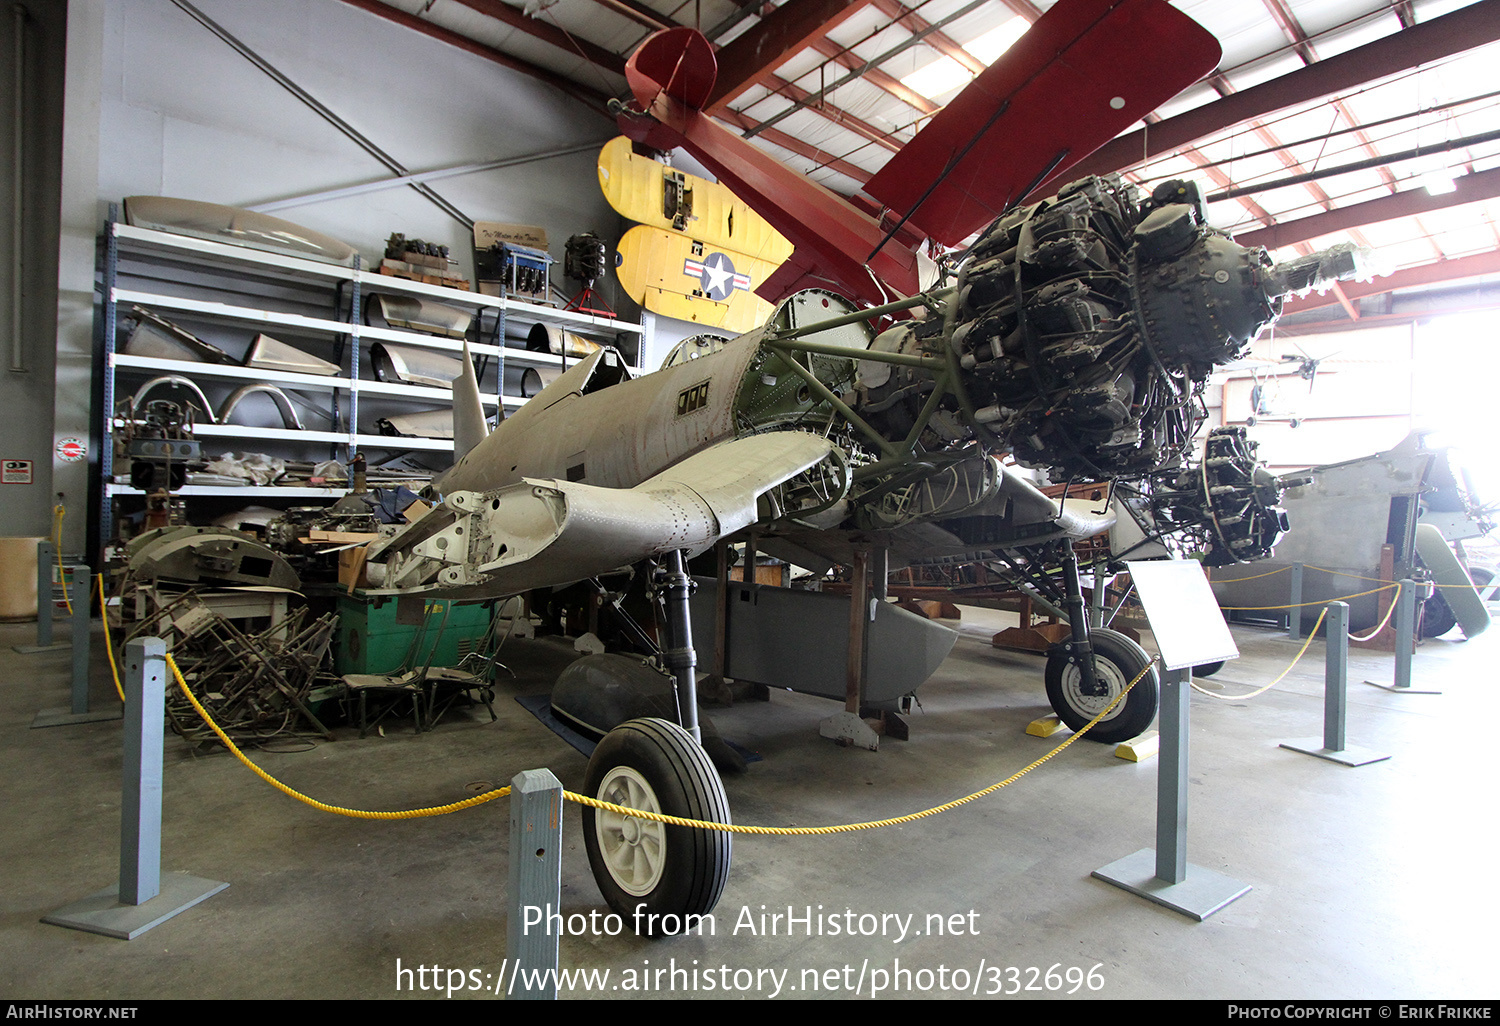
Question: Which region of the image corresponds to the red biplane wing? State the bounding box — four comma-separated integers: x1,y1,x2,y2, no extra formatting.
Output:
618,0,1221,307
864,0,1221,247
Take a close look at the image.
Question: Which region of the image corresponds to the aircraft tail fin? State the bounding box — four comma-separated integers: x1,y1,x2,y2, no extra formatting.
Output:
453,342,490,464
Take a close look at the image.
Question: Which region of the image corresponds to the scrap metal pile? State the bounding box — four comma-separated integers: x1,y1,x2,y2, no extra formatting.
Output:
127,595,340,746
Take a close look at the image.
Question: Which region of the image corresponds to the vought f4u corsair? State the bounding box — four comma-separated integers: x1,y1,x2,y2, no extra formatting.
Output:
352,0,1365,929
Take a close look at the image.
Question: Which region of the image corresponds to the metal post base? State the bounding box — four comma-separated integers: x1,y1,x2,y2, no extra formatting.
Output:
1363,681,1441,695
42,872,228,940
1278,738,1390,766
31,706,123,728
1092,848,1250,922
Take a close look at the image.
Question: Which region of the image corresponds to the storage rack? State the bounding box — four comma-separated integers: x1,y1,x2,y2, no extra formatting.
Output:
98,215,646,543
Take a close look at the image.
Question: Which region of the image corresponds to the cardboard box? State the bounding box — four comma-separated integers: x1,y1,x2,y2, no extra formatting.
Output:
338,545,371,591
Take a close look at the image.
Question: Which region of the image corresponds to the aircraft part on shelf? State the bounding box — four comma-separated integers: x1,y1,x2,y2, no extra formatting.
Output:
376,408,455,439
123,195,357,265
520,365,562,397
370,343,462,388
596,136,793,265
687,577,956,708
613,224,777,334
217,384,304,430
126,525,301,591
243,333,340,376
130,375,218,424
526,322,601,358
373,294,473,339
123,306,231,364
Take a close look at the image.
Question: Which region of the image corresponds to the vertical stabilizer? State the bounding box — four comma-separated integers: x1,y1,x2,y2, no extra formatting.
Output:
453,342,490,463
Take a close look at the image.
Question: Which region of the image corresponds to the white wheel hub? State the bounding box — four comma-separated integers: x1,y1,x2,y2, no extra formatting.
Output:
594,765,667,897
1061,657,1127,722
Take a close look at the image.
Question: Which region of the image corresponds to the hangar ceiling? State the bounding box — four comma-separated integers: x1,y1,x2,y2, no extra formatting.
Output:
340,0,1500,328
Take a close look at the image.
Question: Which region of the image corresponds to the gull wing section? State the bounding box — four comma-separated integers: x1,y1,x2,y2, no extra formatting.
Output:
365,431,837,599
864,0,1222,247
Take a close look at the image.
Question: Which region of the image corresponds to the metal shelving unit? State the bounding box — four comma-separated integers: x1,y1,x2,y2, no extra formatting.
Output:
98,217,647,540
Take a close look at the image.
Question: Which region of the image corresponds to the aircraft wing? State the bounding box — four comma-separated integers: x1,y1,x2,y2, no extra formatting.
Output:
618,0,1220,304
864,0,1222,246
363,431,838,599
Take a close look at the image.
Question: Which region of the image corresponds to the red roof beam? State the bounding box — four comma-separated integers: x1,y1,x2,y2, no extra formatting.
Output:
1234,166,1500,250
706,0,872,113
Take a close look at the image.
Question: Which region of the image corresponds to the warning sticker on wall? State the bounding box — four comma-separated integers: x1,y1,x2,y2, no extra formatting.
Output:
55,438,86,462
2,459,33,484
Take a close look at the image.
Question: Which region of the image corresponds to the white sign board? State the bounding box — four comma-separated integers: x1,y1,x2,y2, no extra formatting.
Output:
1126,560,1239,670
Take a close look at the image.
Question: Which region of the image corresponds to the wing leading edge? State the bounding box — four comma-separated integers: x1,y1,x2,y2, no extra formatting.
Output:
364,431,839,599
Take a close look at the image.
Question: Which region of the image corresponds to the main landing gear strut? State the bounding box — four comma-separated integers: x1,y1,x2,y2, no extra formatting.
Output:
1035,548,1161,744
579,550,732,935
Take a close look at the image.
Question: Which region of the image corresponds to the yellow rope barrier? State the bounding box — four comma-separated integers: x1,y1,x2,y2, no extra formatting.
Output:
166,650,1156,835
97,574,125,703
1208,565,1290,583
166,653,512,819
1191,605,1330,701
1219,582,1397,611
1348,581,1405,642
51,505,73,616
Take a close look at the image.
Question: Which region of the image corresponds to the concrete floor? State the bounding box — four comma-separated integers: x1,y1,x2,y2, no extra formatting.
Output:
1,605,1496,1001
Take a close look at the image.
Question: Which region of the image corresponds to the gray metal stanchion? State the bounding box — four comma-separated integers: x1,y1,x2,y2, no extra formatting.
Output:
1281,602,1390,766
1288,563,1304,641
1366,580,1438,694
507,769,563,1000
32,569,119,728
44,638,228,938
1094,667,1252,919
1094,561,1251,921
14,541,66,653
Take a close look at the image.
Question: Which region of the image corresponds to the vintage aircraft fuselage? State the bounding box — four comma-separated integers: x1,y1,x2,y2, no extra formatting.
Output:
438,293,863,497
364,174,1365,599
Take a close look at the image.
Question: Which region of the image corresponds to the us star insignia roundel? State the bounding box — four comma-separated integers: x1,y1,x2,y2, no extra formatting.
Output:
683,251,751,302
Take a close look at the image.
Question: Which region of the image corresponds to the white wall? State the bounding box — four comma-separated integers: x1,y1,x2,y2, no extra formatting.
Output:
44,0,647,554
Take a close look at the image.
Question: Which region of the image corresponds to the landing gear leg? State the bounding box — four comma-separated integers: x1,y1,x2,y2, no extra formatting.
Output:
581,549,731,932
1044,550,1160,744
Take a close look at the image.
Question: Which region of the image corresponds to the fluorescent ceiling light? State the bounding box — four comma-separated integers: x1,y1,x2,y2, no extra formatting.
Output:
1421,164,1457,195
900,17,1029,102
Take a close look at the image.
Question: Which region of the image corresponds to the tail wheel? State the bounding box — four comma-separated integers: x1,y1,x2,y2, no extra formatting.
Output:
1045,628,1159,744
582,718,731,935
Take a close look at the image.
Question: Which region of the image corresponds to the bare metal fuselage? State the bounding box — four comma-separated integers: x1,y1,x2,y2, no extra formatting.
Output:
439,333,770,495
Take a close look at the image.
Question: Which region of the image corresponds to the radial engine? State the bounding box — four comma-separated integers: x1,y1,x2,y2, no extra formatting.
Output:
856,175,1362,483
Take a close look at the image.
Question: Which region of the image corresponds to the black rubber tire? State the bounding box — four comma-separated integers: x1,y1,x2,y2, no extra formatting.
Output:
1193,661,1225,678
1419,592,1457,639
582,717,731,936
1045,628,1160,744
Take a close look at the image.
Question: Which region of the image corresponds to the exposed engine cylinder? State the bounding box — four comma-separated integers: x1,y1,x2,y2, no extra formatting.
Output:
949,175,1359,480
1147,427,1303,566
